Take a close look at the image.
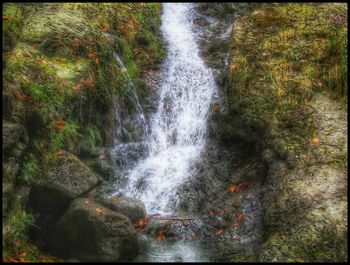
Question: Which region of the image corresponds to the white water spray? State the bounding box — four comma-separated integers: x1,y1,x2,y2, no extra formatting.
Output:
113,3,217,214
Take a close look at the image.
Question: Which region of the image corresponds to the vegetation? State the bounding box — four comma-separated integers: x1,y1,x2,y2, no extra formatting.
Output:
227,3,347,156
3,3,164,261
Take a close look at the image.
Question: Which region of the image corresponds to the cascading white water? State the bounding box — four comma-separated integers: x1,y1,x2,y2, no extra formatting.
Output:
113,3,217,214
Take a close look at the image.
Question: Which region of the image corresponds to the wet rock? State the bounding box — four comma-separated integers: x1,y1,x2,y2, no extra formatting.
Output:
45,151,101,199
27,152,101,244
3,120,26,150
102,196,146,223
80,148,114,181
142,218,175,239
51,198,138,261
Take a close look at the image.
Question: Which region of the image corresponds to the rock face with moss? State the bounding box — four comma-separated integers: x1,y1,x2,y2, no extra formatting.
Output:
50,198,138,261
3,3,164,262
222,3,347,262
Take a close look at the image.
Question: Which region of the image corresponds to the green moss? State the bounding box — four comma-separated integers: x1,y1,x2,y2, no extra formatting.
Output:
227,3,347,151
3,5,163,260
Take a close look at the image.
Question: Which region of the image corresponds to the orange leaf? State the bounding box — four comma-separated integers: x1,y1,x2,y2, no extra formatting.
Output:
215,228,224,237
311,137,319,144
3,16,9,20
88,51,97,57
96,208,103,214
84,199,90,205
15,91,27,101
191,232,197,238
228,185,240,193
230,223,240,229
54,150,65,157
5,257,18,262
55,119,65,129
18,252,27,258
134,218,148,230
230,63,239,72
235,213,244,222
209,209,217,217
73,83,82,94
156,229,165,241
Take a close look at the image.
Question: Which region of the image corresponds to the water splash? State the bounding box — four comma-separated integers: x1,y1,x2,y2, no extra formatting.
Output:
112,3,217,214
112,52,149,142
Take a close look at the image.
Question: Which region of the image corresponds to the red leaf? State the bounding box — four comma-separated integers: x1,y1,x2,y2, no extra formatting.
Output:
235,213,244,222
156,229,165,241
15,91,27,101
215,228,224,237
134,218,148,231
230,223,240,228
228,185,240,193
53,150,65,157
55,119,65,129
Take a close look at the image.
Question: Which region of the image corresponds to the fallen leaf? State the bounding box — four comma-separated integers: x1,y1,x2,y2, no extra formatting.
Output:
311,137,319,144
84,199,90,205
230,223,240,229
191,232,197,238
95,208,103,214
209,209,217,217
54,150,65,157
230,63,239,72
15,91,27,101
55,119,65,129
156,229,165,241
3,16,9,20
215,228,224,237
5,257,18,262
228,185,240,193
235,213,244,222
232,235,238,240
88,51,97,57
134,218,148,230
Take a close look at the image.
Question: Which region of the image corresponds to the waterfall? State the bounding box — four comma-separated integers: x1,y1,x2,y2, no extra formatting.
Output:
112,3,217,214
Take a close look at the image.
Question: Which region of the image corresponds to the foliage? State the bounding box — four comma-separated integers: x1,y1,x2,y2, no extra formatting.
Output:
20,154,39,184
2,3,164,260
227,3,347,153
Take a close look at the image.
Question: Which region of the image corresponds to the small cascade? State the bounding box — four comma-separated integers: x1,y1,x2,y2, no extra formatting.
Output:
111,3,217,215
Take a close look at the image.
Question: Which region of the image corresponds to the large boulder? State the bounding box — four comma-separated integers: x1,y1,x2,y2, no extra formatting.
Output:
3,120,23,149
30,151,101,205
3,121,28,161
103,196,146,223
50,198,138,261
27,152,101,243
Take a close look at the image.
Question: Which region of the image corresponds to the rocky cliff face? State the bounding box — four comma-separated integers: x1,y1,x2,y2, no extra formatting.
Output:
192,2,347,262
3,3,164,262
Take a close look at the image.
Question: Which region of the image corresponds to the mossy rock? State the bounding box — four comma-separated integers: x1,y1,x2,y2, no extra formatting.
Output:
100,196,146,223
50,198,138,261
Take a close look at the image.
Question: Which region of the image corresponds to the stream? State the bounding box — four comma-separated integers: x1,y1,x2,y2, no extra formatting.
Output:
111,3,246,262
